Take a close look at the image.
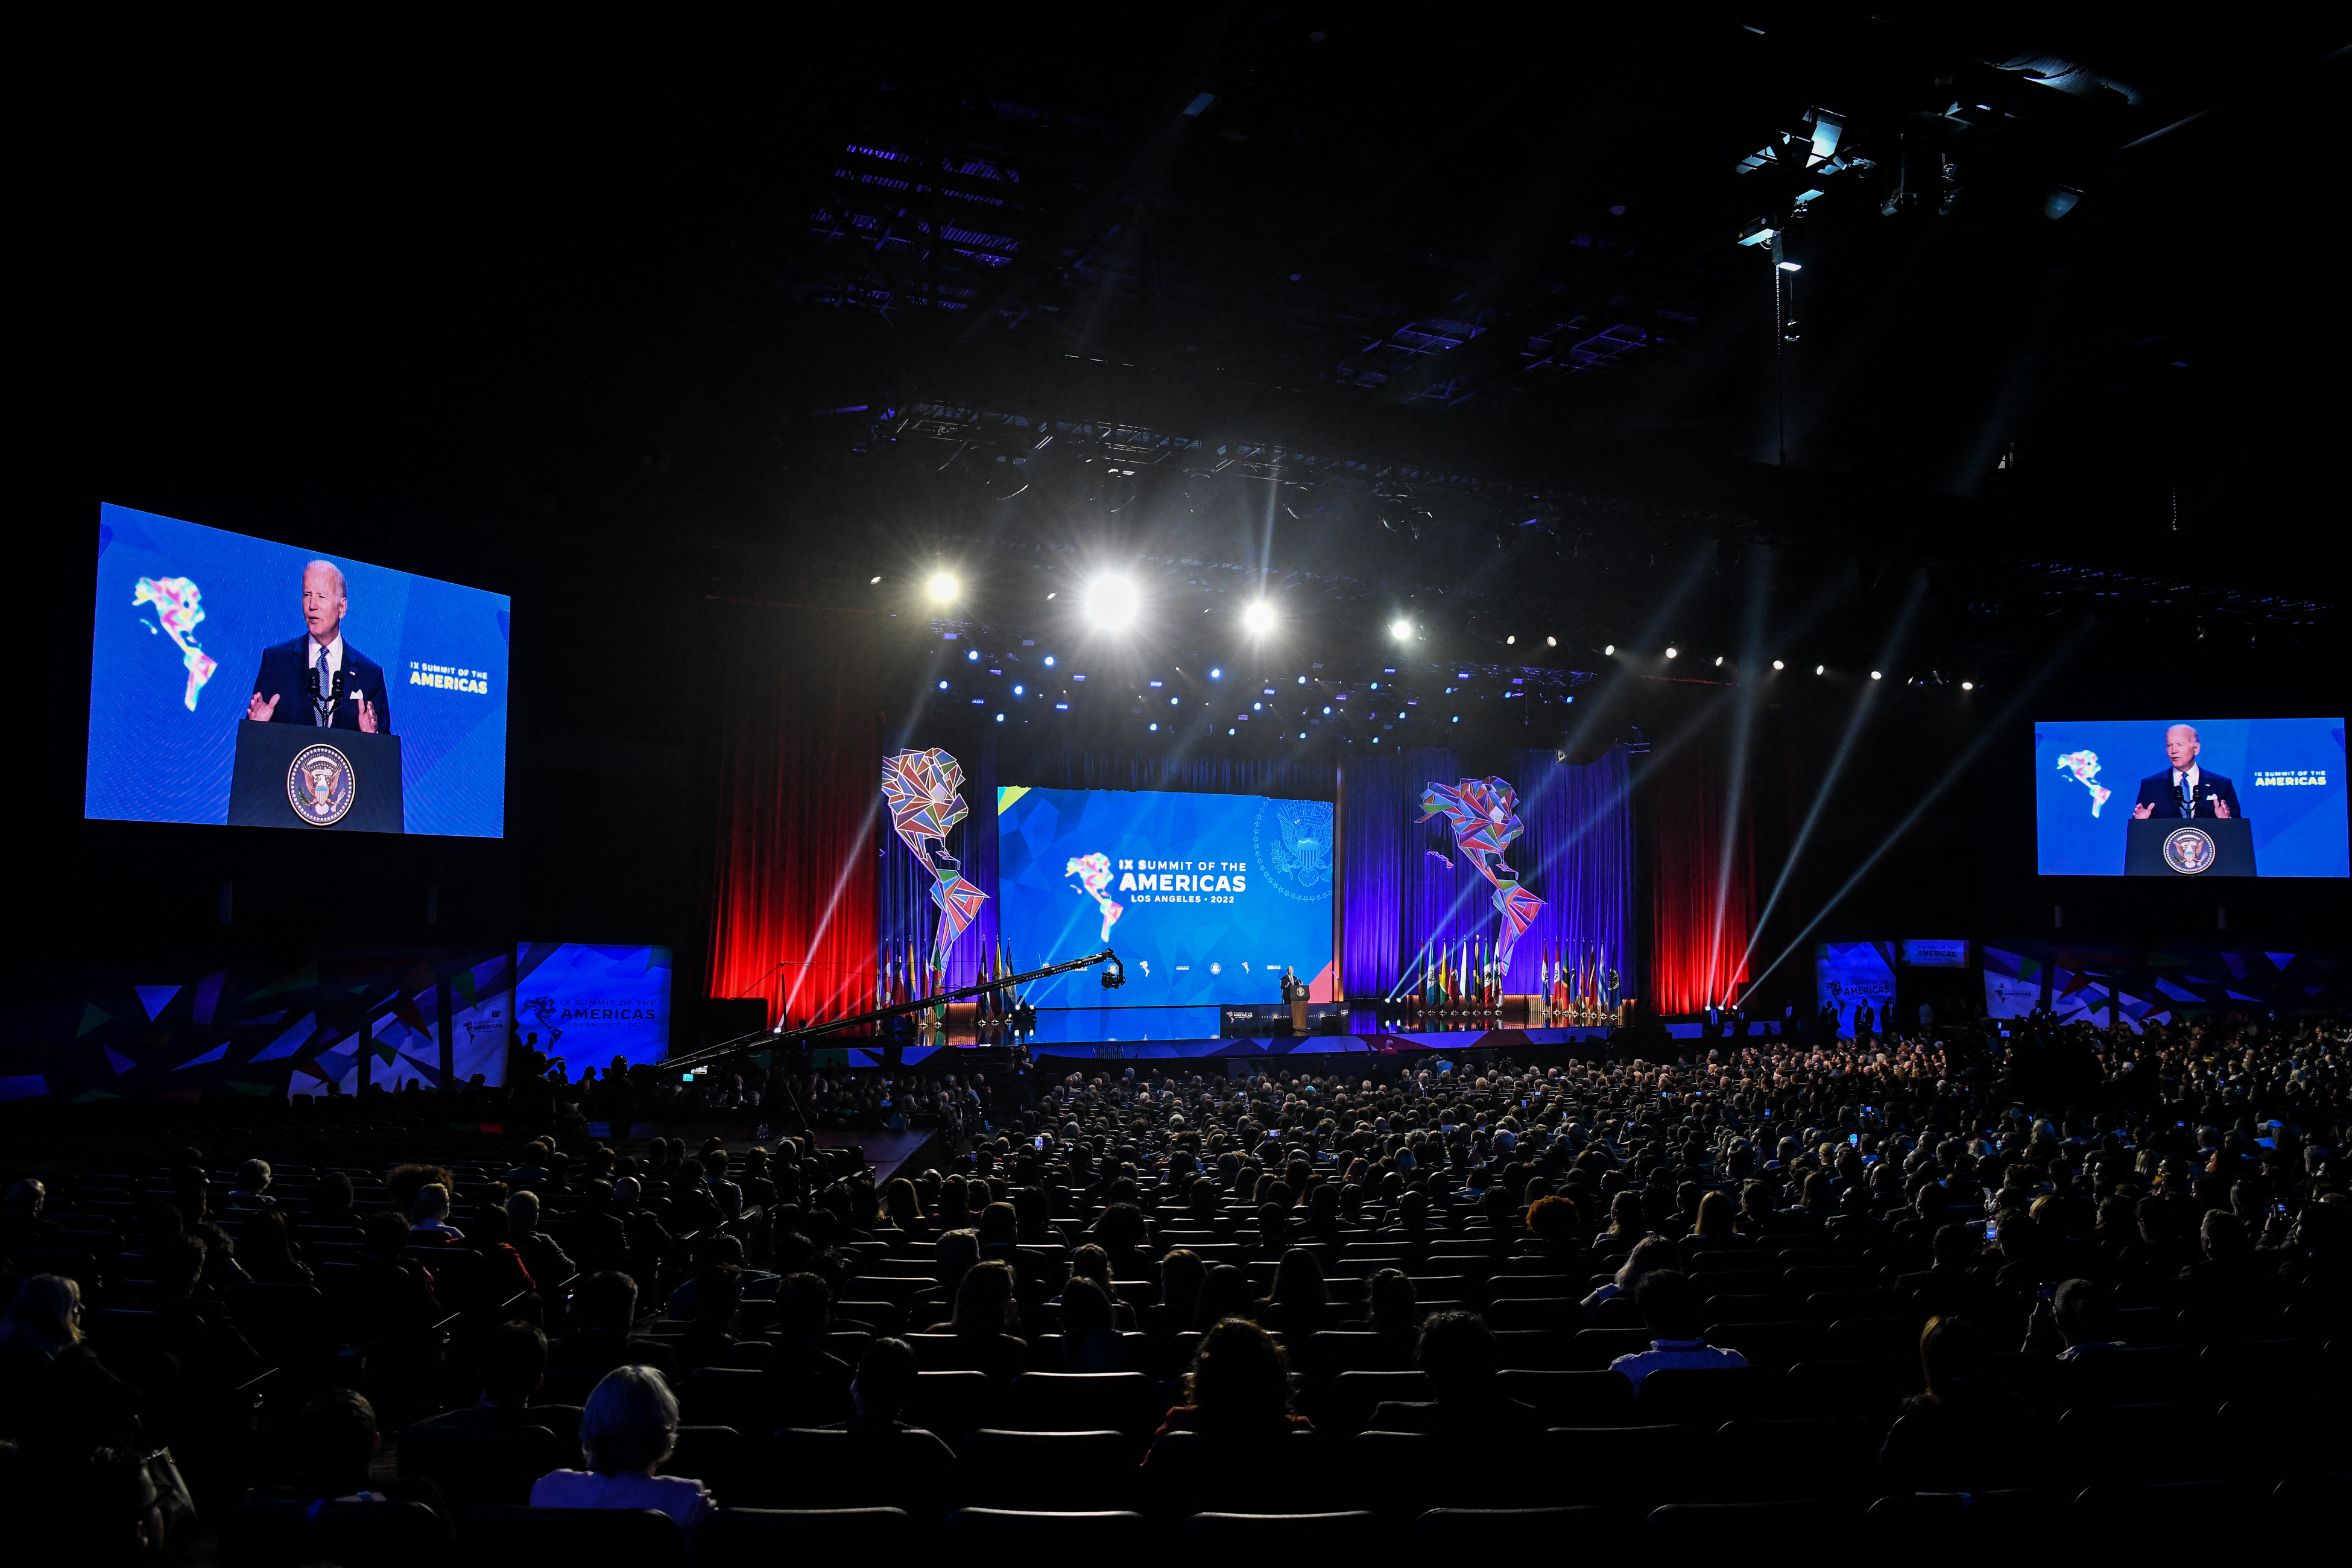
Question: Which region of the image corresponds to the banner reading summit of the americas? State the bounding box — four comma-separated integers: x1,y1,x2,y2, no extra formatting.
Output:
84,503,510,837
997,785,1335,1007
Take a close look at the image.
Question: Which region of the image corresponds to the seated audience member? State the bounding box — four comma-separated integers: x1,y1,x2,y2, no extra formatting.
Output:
408,1183,464,1243
0,1274,142,1460
1880,1315,2052,1492
548,1272,678,1380
923,1259,1027,1376
1254,1247,1333,1340
1195,1262,1259,1330
1,1180,65,1248
1055,1276,1125,1371
1522,1193,1586,1266
237,1210,316,1287
1066,1244,1139,1330
2022,1277,2123,1361
1146,1318,1312,1458
563,1180,633,1277
277,1389,453,1530
674,1263,749,1371
305,1172,360,1230
1354,1268,1421,1358
409,1320,583,1463
825,1336,955,1457
227,1160,276,1210
1366,1310,1544,1438
507,1191,578,1289
462,1204,540,1302
667,1234,777,1318
1608,1269,1748,1393
530,1366,714,1535
1684,1190,1742,1250
1583,1234,1680,1318
1148,1248,1207,1339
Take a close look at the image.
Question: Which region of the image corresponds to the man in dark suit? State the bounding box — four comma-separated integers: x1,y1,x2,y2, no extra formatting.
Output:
2131,724,2239,821
245,558,394,735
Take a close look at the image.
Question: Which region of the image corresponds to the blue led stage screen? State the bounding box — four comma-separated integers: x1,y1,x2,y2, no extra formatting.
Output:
997,785,1335,1007
85,503,510,836
2035,717,2347,877
516,943,674,1078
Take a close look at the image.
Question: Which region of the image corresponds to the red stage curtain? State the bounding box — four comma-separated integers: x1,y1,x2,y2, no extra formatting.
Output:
705,604,879,1027
1648,747,1754,1014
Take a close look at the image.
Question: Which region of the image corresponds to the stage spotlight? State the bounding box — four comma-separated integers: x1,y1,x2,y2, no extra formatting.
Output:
1209,668,1221,679
1043,655,1055,667
1086,575,1139,629
1815,665,1825,675
1506,634,1517,645
1228,727,1235,735
870,575,882,584
1390,618,1414,641
1870,670,1883,680
1777,260,1803,271
1013,685,1023,696
1961,681,1974,691
1169,697,1178,706
928,571,959,604
1546,636,1557,647
1244,601,1277,636
1604,643,1615,655
1149,722,1159,731
1297,675,1306,684
1713,655,1724,666
937,680,947,690
1772,660,1785,671
1665,646,1679,659
995,713,1005,723
1321,706,1332,715
967,650,979,662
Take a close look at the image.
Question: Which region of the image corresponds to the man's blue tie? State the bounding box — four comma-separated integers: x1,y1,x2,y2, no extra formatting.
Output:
2179,776,2194,817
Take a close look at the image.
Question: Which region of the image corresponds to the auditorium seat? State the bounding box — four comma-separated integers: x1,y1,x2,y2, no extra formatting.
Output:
461,1505,683,1568
1178,1510,1379,1544
1543,1425,1704,1514
906,1368,1002,1441
693,1506,911,1561
1499,1368,1638,1426
398,1423,567,1521
1411,1505,1623,1550
1485,1297,1577,1332
1491,1327,1572,1368
2054,1403,2210,1485
2060,1345,2192,1407
1645,1499,1847,1540
1002,1370,1162,1438
2214,1396,2351,1478
1706,1320,1828,1368
1635,1365,1778,1426
1713,1417,1880,1500
943,1508,1151,1544
1570,1327,1652,1368
1786,1358,1918,1421
661,1425,743,1502
680,1367,774,1432
1143,1429,1330,1516
1307,1329,1412,1374
1324,1369,1429,1433
957,1429,1141,1510
219,1496,450,1567
762,1429,955,1514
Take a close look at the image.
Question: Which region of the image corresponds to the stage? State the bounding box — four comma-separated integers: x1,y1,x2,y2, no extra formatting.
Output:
818,1016,1759,1069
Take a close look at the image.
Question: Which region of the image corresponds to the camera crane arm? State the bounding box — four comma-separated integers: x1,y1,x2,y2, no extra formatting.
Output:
665,947,1123,1075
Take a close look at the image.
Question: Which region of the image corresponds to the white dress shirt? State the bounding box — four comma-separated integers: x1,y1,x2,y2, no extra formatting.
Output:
308,634,344,724
2170,763,2201,811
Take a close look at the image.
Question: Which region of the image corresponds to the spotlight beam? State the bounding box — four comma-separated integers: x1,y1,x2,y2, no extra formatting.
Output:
1730,580,1924,984
1702,555,1771,1008
1744,620,2093,997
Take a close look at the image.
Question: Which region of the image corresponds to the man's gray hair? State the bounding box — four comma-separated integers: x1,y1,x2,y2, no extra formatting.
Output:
580,1364,679,1473
304,559,348,597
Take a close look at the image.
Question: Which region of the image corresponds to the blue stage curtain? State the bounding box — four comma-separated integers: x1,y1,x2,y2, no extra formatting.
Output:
1348,745,1634,1004
1338,754,1406,1002
1503,744,1637,1000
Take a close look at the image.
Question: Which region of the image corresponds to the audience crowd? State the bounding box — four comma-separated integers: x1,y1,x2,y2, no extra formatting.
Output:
2,1009,2345,1557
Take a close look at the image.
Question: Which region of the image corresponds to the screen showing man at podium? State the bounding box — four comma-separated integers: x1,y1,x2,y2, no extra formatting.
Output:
84,503,510,837
2036,716,2347,877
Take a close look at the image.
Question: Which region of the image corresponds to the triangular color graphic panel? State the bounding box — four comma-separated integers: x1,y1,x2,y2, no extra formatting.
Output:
135,985,181,1021
77,1003,113,1037
176,1043,229,1070
250,1014,318,1062
104,1047,137,1076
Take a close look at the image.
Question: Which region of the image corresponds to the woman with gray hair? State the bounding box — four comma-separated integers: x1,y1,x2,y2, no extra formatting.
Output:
528,1365,713,1534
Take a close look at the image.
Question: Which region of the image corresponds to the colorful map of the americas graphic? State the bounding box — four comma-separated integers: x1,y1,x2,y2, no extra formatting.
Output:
133,575,218,711
2055,749,2113,816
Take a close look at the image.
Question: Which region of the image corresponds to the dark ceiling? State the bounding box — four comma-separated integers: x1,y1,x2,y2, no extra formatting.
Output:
46,8,2350,697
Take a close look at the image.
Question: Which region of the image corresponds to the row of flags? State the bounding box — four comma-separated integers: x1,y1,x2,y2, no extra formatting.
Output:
1413,938,1613,1011
874,937,1022,1022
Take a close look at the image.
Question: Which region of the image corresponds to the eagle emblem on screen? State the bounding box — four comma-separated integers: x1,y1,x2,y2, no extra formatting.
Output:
287,742,357,826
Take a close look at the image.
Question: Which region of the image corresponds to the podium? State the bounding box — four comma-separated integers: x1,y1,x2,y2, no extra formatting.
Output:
229,721,405,833
2125,815,2254,877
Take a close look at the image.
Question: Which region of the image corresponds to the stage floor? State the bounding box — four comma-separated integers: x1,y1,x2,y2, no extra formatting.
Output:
838,1026,1623,1066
